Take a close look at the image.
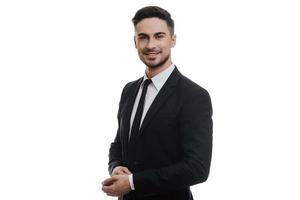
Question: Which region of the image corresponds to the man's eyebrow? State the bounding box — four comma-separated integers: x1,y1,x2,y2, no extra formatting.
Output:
137,33,149,37
154,32,166,35
137,32,167,37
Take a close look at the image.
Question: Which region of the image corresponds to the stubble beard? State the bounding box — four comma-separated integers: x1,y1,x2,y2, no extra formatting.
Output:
141,53,170,69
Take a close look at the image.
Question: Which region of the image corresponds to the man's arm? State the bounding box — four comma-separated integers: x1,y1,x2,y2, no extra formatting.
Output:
108,128,123,175
108,83,131,175
133,89,213,196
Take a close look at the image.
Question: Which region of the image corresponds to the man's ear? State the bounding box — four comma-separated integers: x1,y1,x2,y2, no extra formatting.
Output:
171,34,176,48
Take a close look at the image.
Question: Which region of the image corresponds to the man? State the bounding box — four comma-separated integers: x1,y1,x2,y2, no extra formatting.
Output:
102,6,213,200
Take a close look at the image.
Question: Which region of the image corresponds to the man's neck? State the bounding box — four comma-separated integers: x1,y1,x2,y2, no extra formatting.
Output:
146,61,173,79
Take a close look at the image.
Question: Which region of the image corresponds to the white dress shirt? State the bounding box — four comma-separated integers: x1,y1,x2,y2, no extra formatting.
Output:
129,64,176,138
127,64,175,190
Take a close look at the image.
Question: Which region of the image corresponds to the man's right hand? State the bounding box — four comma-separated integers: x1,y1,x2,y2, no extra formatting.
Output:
112,166,132,176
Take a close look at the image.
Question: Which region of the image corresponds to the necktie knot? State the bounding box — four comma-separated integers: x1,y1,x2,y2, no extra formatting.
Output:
143,79,152,88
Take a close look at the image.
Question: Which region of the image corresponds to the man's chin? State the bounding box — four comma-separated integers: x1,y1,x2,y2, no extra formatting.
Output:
147,64,164,69
144,58,166,68
146,62,161,69
140,54,170,69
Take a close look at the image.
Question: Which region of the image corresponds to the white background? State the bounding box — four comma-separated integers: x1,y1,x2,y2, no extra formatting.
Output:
1,0,300,199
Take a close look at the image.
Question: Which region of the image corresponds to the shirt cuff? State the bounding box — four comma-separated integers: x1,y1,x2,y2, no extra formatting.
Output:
128,174,135,190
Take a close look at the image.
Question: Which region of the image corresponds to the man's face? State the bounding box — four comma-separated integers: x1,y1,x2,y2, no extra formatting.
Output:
134,17,176,69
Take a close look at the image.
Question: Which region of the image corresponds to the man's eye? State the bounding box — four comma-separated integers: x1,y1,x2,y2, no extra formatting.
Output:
156,35,165,39
138,36,147,40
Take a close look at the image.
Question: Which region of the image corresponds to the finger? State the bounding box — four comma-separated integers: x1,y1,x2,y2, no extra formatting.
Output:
106,192,117,197
103,185,119,197
112,169,124,176
102,180,113,186
112,166,123,174
102,185,112,193
114,171,122,175
102,177,116,186
122,168,131,175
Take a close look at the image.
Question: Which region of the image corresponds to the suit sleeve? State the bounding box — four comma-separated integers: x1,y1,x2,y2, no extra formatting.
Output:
108,83,129,175
133,89,213,196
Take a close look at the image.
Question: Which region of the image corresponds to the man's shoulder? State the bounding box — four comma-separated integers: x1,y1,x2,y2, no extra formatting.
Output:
120,77,143,97
178,73,210,97
177,73,212,112
118,77,142,104
123,77,142,91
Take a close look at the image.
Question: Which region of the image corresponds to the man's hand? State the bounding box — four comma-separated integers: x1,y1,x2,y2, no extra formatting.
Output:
112,166,131,176
102,174,132,197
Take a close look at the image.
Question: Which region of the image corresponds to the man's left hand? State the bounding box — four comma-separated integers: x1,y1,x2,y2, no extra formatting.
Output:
102,174,132,197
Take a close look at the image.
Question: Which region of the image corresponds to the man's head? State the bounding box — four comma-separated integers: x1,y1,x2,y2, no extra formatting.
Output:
132,6,174,36
132,6,176,69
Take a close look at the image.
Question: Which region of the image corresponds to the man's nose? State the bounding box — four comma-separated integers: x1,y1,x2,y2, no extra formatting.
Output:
146,38,156,49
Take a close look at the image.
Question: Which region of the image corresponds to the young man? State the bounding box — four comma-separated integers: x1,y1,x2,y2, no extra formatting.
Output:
102,6,213,200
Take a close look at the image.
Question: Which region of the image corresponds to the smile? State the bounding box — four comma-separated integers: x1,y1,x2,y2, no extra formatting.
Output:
145,52,160,55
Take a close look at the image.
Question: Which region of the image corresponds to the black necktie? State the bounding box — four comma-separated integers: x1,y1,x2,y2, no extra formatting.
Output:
130,79,152,142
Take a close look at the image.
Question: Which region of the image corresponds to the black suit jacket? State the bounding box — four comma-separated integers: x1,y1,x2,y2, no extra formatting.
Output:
108,67,213,200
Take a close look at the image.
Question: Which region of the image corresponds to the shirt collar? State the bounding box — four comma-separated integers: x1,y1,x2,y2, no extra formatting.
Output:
142,64,175,91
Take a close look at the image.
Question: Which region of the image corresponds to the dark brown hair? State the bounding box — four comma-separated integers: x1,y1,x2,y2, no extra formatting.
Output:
132,6,175,35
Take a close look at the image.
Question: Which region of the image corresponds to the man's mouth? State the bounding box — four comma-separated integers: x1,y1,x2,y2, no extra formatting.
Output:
144,52,160,55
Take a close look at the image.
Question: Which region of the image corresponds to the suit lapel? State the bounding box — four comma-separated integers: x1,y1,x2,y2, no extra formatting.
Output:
139,67,181,134
122,78,143,155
